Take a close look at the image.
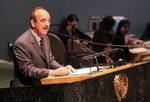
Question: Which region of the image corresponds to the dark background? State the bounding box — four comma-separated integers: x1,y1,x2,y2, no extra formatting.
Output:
0,0,150,60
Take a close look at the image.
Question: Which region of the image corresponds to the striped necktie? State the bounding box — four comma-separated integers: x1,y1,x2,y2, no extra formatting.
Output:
40,36,50,68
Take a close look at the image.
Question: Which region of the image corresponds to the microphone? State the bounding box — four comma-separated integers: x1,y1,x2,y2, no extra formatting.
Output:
81,48,120,60
80,48,120,72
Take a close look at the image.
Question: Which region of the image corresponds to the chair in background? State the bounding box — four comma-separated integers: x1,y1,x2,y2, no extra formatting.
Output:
48,33,66,65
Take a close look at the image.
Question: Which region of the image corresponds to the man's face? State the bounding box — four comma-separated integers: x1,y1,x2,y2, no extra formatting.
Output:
31,9,50,37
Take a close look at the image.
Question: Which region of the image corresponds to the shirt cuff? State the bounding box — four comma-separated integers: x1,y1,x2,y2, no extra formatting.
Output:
49,69,54,76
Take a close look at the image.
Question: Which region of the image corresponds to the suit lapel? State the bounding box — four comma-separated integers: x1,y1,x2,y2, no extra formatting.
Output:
29,30,47,62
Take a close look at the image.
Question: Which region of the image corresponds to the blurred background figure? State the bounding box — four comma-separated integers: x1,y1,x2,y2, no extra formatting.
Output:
92,16,115,63
112,19,132,61
92,16,115,52
140,21,150,41
59,14,91,52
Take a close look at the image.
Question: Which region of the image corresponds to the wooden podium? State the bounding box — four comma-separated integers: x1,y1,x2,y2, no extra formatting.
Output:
1,62,150,102
39,61,150,102
41,62,143,85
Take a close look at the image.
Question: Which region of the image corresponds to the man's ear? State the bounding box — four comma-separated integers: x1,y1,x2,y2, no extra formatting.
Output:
31,19,35,27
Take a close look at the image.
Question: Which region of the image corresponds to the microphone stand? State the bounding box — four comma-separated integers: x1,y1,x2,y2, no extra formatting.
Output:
81,48,121,71
102,54,113,68
89,58,93,74
81,48,120,60
94,56,100,72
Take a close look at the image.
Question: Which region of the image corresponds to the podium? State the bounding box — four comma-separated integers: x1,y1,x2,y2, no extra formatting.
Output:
1,62,150,102
41,62,142,85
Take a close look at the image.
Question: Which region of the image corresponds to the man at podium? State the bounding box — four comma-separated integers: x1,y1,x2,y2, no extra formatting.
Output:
12,6,76,87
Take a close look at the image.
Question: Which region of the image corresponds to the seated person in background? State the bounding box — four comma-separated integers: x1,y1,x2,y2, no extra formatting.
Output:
12,7,76,87
95,38,114,64
92,16,115,52
112,19,132,61
59,14,91,51
140,21,150,41
125,34,143,45
119,20,143,45
92,16,115,63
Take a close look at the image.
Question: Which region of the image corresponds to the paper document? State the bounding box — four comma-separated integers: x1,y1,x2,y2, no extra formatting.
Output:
129,47,150,54
70,66,105,75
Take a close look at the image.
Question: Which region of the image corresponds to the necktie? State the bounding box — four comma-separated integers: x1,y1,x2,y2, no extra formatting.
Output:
40,36,50,68
40,37,46,56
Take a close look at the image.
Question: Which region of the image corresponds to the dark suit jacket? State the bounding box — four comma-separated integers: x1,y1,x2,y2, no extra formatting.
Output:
92,30,113,52
59,28,91,48
12,29,62,87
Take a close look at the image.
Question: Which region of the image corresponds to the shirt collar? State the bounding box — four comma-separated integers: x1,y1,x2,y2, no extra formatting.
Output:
30,29,41,45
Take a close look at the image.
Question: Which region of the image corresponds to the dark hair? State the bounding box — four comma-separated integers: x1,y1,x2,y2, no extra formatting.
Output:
143,22,150,35
59,14,79,31
117,19,130,35
66,14,79,23
99,16,115,31
112,19,130,45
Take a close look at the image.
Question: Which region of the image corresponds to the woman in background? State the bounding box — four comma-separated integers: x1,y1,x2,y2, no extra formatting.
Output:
92,16,115,63
92,16,115,52
112,19,131,61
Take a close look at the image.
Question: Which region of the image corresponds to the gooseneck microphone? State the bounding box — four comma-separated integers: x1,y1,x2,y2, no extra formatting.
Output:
81,48,121,72
81,48,120,60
